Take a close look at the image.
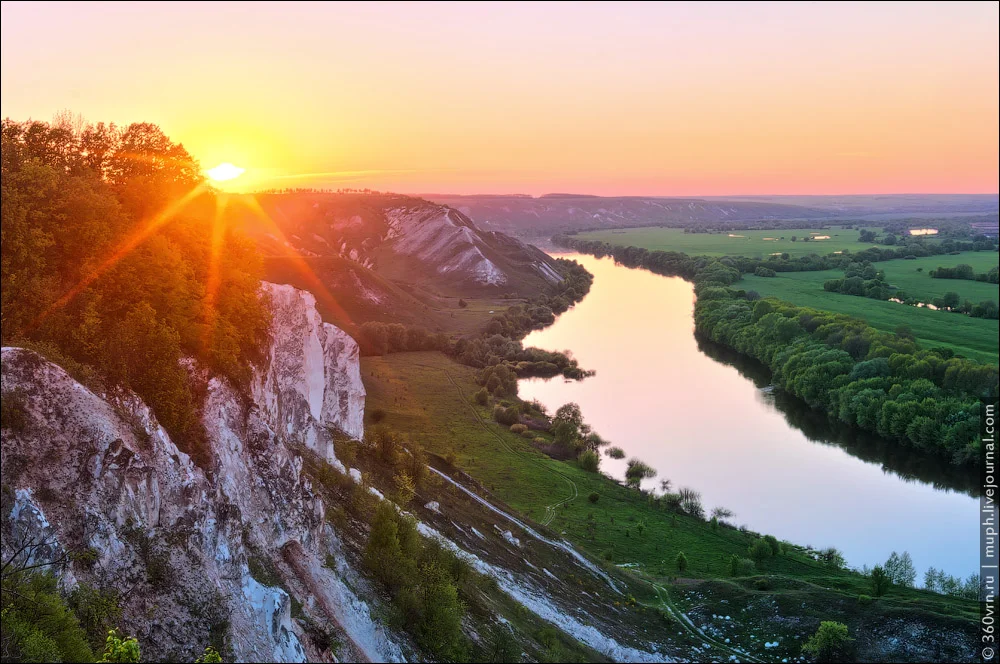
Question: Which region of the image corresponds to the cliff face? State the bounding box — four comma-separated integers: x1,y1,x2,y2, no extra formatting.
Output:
0,282,381,662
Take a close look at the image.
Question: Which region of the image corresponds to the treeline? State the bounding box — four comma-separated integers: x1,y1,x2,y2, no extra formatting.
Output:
695,293,994,464
931,263,999,283
1,119,270,468
554,234,997,466
357,258,594,381
822,262,891,300
821,261,999,319
554,233,997,278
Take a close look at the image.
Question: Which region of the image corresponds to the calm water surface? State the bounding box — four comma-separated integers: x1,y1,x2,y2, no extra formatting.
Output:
520,253,976,578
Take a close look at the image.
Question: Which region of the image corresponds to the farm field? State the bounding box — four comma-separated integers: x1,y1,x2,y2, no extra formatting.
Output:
740,252,998,363
576,226,883,258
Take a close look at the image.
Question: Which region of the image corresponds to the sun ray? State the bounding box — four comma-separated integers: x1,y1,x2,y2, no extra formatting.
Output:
200,192,230,355
237,195,357,333
29,184,207,331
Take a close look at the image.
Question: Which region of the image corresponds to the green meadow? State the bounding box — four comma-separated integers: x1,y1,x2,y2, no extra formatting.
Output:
740,251,998,363
576,226,881,258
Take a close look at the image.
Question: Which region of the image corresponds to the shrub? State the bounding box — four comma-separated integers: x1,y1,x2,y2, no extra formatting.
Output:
729,555,756,577
509,423,528,434
675,551,688,572
605,446,626,459
869,565,890,597
857,594,872,606
749,539,772,562
196,646,223,663
754,577,771,591
754,266,776,277
802,621,853,663
0,572,95,663
762,534,781,556
625,458,657,489
473,388,489,405
492,405,520,426
98,629,141,663
588,492,600,503
520,429,535,439
579,449,600,472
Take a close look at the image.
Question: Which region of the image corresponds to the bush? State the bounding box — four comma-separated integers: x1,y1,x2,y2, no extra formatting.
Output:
605,446,626,459
754,577,771,590
0,573,95,663
802,621,853,662
509,423,528,434
473,387,489,405
492,405,520,426
754,266,776,277
98,629,141,663
579,449,600,473
869,565,890,597
762,534,781,556
675,551,688,572
588,492,600,503
857,594,872,606
729,555,756,577
749,539,773,562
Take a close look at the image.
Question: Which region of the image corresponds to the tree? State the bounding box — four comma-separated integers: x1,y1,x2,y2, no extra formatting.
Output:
624,458,657,489
869,565,890,597
802,621,853,662
578,449,600,473
749,539,772,563
675,551,688,573
883,551,916,587
941,291,961,310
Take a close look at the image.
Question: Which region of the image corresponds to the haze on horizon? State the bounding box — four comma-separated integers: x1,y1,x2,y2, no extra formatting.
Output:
2,1,997,196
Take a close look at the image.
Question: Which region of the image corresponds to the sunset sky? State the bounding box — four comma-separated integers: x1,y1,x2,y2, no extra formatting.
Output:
2,1,997,195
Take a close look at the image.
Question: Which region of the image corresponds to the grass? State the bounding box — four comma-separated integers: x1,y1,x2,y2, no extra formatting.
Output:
361,351,977,627
740,252,998,363
575,226,887,258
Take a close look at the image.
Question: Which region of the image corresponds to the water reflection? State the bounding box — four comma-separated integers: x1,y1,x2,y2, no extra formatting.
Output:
695,336,977,498
519,252,977,577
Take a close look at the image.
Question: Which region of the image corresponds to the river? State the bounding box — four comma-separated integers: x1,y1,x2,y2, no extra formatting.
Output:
519,252,977,579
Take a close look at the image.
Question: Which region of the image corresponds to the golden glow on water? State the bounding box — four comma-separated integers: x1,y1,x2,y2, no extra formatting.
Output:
519,252,976,577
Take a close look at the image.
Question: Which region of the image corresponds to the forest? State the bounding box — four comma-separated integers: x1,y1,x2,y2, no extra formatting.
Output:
1,119,271,468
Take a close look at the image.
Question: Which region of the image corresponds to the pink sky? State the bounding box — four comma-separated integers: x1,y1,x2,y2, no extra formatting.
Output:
2,1,997,195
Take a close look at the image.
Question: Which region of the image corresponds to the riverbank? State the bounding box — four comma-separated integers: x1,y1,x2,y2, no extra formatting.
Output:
361,350,978,662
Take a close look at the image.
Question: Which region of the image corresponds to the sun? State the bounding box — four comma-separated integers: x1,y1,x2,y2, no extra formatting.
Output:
205,162,245,182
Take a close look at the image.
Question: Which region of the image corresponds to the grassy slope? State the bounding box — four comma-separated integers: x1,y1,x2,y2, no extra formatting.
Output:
576,226,883,258
361,351,977,639
740,252,999,363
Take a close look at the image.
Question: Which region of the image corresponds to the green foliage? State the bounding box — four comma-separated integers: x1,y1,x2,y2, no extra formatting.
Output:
363,502,468,661
578,449,600,473
675,551,688,572
869,565,890,597
857,594,872,605
473,387,489,405
587,492,600,503
509,423,528,434
624,458,656,489
802,621,853,663
492,404,520,426
729,555,757,577
748,538,773,563
0,573,95,663
1,119,271,467
605,446,625,459
195,645,223,663
883,550,916,588
67,583,123,652
99,629,141,663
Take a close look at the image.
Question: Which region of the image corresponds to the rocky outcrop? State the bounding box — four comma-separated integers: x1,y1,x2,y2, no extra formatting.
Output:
0,282,377,663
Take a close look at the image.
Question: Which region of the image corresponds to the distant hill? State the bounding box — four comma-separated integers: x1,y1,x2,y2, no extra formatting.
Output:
426,193,999,238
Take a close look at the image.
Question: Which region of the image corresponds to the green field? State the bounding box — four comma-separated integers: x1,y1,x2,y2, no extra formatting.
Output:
577,226,883,258
740,252,999,363
361,350,977,654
